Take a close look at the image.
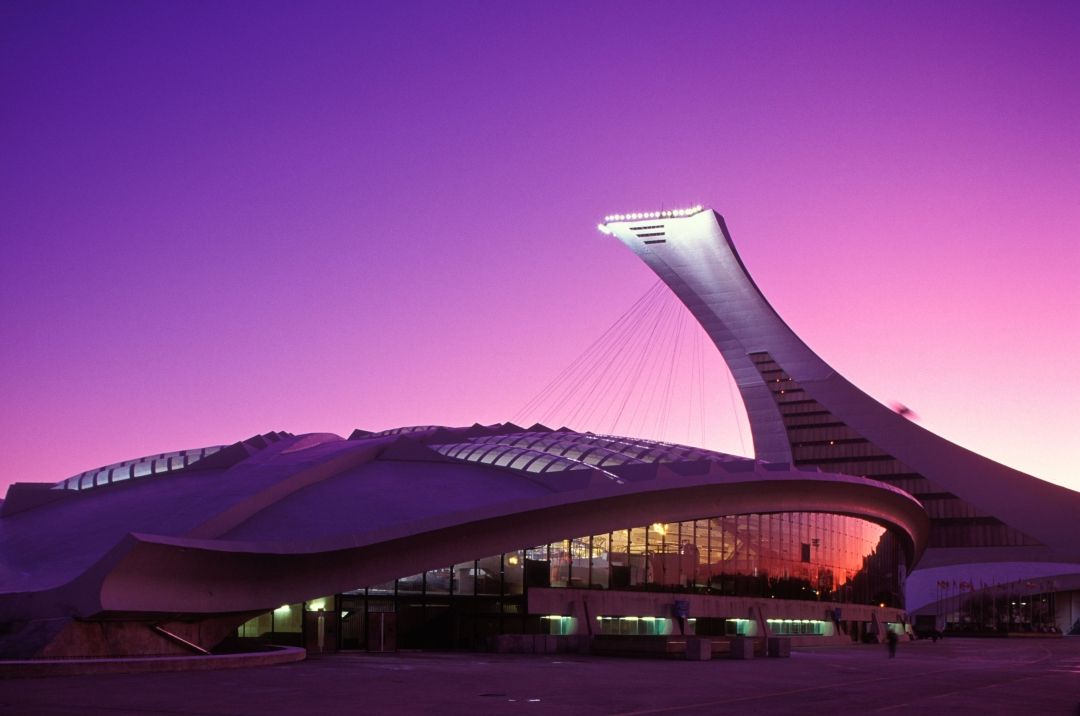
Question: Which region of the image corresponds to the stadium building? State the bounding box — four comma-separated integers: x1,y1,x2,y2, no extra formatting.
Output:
0,206,1075,660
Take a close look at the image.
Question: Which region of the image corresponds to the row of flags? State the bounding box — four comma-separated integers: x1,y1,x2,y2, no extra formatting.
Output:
935,579,1056,592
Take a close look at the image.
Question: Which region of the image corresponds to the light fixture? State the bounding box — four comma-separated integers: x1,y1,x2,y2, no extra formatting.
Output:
598,205,706,226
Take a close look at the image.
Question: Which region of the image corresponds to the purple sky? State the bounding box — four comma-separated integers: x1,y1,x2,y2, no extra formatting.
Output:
2,1,1077,495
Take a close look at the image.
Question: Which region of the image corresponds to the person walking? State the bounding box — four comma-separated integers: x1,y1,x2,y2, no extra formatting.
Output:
886,629,898,658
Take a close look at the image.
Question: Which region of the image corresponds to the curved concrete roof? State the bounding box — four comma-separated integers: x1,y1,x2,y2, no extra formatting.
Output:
0,424,927,620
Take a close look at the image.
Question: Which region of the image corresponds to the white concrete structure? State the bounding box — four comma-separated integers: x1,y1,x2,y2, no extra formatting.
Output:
602,208,1080,630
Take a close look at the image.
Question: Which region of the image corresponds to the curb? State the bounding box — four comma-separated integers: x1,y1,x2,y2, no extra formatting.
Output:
0,646,306,678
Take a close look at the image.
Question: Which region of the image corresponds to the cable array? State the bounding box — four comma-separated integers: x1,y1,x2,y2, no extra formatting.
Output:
514,283,751,455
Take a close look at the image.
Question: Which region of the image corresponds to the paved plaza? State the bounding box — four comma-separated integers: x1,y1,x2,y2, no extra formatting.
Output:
3,638,1079,715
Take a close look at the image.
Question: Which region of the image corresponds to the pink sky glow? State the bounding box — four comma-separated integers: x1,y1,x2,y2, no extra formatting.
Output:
1,1,1077,495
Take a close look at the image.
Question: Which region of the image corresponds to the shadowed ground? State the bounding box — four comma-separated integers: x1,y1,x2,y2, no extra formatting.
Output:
3,638,1079,715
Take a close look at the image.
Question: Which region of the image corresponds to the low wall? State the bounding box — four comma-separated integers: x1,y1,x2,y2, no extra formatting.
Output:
0,645,305,679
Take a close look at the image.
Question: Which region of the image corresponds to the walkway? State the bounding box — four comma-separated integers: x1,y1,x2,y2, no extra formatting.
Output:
3,638,1078,715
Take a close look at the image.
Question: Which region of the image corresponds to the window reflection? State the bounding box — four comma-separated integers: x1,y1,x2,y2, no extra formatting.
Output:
305,511,902,651
453,560,477,596
477,555,502,595
590,534,609,589
503,551,524,595
346,511,899,614
425,567,451,594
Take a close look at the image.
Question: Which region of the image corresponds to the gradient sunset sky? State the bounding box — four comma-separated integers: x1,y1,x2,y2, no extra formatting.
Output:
2,1,1077,495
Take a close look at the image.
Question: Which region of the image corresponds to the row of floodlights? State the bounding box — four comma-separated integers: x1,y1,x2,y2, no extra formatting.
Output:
602,205,705,223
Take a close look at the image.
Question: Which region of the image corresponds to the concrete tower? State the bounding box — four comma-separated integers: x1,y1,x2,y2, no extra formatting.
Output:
601,207,1080,619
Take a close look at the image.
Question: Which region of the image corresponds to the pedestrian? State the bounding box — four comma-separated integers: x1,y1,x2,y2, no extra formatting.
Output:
886,629,898,658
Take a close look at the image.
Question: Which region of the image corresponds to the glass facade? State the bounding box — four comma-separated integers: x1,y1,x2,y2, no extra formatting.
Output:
238,510,901,650
921,584,1061,635
430,430,746,486
595,616,676,635
240,602,303,640
766,618,830,636
517,512,899,605
55,444,226,491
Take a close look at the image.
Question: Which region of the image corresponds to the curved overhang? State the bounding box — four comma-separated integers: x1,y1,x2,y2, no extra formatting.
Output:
23,465,928,617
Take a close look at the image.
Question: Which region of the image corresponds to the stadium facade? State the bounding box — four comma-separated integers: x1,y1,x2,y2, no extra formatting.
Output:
0,206,1075,659
0,425,923,657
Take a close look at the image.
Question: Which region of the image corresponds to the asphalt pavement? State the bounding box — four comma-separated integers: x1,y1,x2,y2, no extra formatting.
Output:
3,637,1079,715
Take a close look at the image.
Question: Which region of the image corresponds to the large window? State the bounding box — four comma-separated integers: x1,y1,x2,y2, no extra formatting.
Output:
348,512,898,606
245,513,903,650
